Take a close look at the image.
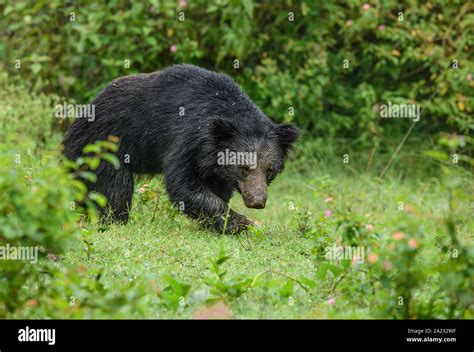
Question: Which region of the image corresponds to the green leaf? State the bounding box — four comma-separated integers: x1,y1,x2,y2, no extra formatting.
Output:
79,171,97,183
89,192,108,207
30,63,41,75
299,276,317,289
102,154,120,169
83,144,101,154
242,0,253,18
423,150,448,161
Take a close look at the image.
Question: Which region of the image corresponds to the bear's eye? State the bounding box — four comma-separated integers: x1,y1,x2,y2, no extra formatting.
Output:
266,167,277,181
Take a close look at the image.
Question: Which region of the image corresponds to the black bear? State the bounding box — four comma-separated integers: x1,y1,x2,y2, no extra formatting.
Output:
63,64,299,233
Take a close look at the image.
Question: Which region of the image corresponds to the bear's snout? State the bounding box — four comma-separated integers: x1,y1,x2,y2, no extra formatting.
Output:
245,194,267,209
238,174,267,209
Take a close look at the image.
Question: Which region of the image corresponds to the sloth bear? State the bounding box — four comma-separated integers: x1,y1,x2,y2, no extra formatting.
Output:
63,64,299,233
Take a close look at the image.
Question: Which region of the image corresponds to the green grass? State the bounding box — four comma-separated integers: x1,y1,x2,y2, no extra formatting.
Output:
1,72,471,319
63,160,472,319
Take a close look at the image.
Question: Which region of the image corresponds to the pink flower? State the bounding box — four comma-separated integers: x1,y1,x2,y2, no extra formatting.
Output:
367,253,378,264
328,297,336,305
179,0,187,8
408,238,419,249
467,73,473,81
346,20,353,26
138,187,145,193
365,224,374,231
325,197,333,203
324,210,332,218
392,231,405,241
363,3,371,11
170,45,177,53
378,25,385,31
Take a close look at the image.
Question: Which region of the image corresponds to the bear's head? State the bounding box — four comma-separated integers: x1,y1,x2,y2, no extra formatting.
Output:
211,118,300,209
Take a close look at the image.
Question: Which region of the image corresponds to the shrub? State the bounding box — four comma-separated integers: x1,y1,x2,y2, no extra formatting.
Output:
1,1,472,150
0,72,63,154
0,148,79,316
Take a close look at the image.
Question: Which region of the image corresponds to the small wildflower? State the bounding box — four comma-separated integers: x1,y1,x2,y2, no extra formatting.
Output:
392,231,405,241
408,238,419,249
368,253,379,263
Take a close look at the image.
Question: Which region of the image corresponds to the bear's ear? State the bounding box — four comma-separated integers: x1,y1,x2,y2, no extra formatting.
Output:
275,123,300,155
210,118,237,144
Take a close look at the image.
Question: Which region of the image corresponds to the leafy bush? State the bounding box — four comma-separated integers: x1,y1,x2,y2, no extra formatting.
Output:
0,0,472,319
0,138,146,318
0,76,132,317
1,1,472,150
0,147,79,315
0,71,63,154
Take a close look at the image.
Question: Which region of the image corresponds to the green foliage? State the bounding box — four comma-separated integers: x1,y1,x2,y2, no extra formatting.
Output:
0,72,63,154
0,139,146,317
1,1,472,150
299,173,473,319
157,275,191,311
21,266,153,319
0,154,77,252
134,178,181,223
0,1,472,319
204,246,253,303
0,146,77,315
0,77,132,317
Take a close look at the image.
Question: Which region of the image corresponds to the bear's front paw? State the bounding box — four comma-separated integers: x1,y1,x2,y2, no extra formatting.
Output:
205,211,254,234
227,213,254,234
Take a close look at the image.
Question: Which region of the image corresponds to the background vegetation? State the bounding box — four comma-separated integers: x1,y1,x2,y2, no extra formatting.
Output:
0,0,472,318
2,0,473,147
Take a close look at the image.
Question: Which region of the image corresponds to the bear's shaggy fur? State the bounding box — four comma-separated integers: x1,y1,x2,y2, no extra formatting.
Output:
63,64,299,233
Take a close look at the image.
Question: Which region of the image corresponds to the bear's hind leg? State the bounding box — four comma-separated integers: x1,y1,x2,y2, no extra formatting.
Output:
94,163,134,224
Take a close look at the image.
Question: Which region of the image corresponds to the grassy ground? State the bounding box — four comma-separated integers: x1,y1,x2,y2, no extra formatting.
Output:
64,155,472,319
2,74,471,319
